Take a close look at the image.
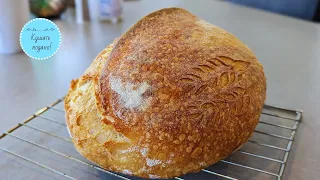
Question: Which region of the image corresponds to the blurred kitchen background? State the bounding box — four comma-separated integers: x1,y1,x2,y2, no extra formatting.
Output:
19,0,320,22
16,0,320,21
28,0,320,21
1,0,319,55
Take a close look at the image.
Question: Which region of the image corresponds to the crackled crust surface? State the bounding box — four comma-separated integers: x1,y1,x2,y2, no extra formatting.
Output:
65,8,266,178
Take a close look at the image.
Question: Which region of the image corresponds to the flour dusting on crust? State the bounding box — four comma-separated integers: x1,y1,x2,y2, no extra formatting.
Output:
140,148,148,157
122,169,132,175
146,158,162,167
149,174,161,179
119,146,138,153
109,75,150,109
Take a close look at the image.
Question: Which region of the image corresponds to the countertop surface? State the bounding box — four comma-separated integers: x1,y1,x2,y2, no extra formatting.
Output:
1,0,320,179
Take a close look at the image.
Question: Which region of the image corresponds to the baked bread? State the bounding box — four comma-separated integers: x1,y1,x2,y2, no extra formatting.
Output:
64,8,266,179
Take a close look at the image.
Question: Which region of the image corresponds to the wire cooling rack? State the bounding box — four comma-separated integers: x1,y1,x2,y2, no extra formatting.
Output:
0,98,302,180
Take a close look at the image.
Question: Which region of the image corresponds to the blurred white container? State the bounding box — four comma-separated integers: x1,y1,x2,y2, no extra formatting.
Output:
88,0,123,23
88,0,100,21
0,0,30,54
75,0,90,23
99,0,123,23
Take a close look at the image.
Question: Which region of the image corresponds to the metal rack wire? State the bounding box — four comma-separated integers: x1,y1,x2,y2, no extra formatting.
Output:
0,98,302,180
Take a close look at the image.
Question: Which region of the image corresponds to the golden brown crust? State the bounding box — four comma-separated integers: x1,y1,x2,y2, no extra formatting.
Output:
65,8,266,178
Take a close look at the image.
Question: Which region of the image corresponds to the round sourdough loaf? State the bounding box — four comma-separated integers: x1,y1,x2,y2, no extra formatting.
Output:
64,8,266,179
